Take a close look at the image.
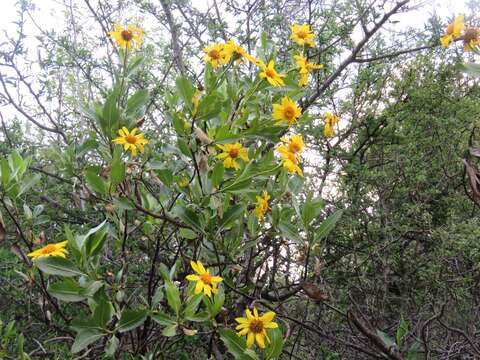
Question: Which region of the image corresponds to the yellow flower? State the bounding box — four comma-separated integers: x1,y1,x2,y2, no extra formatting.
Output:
109,24,144,49
277,145,303,177
217,143,249,170
186,260,223,297
272,97,302,126
324,112,338,138
222,40,254,65
113,127,149,157
27,241,68,260
254,191,270,220
441,15,465,48
235,308,279,348
463,27,480,51
294,54,323,87
290,24,316,47
281,134,305,154
259,60,285,87
203,43,229,69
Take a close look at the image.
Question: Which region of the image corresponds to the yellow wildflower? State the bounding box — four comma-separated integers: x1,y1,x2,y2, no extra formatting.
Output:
324,112,338,138
254,191,270,220
186,260,223,297
27,241,68,260
463,27,480,51
441,15,465,48
223,40,258,65
290,24,316,47
109,24,144,49
113,127,149,157
259,60,285,87
272,97,302,126
277,146,303,177
217,143,249,170
294,54,323,87
235,308,279,348
203,43,229,69
281,134,305,154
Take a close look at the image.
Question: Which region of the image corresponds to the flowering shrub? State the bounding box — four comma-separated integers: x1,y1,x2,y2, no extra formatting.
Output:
0,20,343,358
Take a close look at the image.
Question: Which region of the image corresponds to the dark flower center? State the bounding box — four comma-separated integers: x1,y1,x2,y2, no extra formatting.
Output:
249,319,264,334
229,148,239,158
209,49,221,59
126,134,137,144
284,106,295,120
121,30,134,41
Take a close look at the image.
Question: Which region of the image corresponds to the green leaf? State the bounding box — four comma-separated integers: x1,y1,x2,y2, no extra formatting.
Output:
157,169,174,187
162,324,178,337
278,221,302,244
1,159,10,187
211,162,225,188
126,89,149,116
185,312,210,322
84,221,109,257
35,257,84,277
314,210,343,242
219,329,257,360
301,198,324,229
110,147,125,187
18,174,41,197
179,228,197,240
152,287,164,307
174,206,204,234
264,328,283,359
151,312,176,326
105,335,119,357
117,309,148,333
102,92,120,138
396,318,409,347
93,300,113,328
176,76,195,111
72,329,104,354
183,294,204,317
48,278,86,302
217,205,245,233
85,168,108,195
165,280,181,316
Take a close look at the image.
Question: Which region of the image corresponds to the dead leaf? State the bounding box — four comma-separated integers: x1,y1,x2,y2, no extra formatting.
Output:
464,159,480,204
301,282,329,301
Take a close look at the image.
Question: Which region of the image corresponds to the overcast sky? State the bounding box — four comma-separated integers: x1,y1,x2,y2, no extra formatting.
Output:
0,0,469,38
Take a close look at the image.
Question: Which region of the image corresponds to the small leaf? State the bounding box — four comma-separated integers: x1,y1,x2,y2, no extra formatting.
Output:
219,329,257,359
85,168,108,195
264,328,283,359
48,278,86,302
93,300,113,328
176,76,195,111
151,312,176,326
126,89,149,116
314,210,343,242
162,324,178,337
35,257,84,277
105,335,119,357
165,280,181,316
117,309,148,333
71,329,104,354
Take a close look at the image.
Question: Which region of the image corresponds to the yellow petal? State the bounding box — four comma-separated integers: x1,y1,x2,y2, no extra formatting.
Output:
260,311,276,323
194,280,203,294
186,274,200,282
256,333,266,348
246,332,255,348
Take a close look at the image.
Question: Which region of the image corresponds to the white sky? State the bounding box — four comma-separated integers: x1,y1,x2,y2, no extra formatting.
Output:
0,0,469,39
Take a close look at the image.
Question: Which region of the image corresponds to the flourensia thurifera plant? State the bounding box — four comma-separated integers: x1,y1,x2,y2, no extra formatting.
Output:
1,20,345,359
